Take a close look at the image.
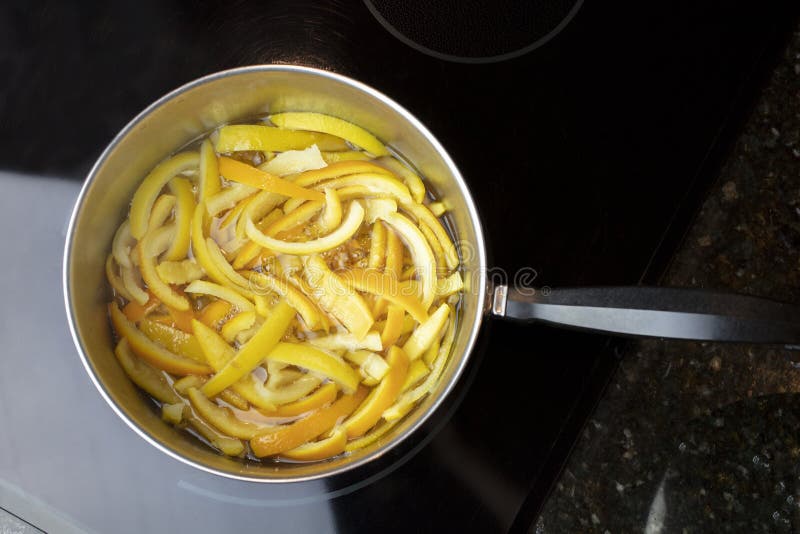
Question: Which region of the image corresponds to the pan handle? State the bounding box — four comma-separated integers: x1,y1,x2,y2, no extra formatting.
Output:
489,284,800,344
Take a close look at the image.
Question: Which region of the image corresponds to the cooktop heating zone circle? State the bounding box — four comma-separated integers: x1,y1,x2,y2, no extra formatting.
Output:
364,0,583,63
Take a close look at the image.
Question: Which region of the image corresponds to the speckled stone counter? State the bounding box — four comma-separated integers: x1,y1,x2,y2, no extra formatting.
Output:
536,27,800,533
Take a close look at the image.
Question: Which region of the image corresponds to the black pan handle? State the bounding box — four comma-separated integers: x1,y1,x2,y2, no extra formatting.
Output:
490,285,800,344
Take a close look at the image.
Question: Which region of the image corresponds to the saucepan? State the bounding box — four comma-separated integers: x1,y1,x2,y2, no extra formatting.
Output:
63,65,800,483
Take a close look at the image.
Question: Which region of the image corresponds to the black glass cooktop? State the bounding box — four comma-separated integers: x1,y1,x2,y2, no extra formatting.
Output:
2,0,797,531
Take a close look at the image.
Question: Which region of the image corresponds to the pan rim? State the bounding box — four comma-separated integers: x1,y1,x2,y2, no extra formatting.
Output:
63,64,488,483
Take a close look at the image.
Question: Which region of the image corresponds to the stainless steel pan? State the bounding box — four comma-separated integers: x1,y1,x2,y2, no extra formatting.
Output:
63,65,800,483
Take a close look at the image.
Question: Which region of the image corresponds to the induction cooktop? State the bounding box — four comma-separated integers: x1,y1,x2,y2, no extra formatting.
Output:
1,1,797,532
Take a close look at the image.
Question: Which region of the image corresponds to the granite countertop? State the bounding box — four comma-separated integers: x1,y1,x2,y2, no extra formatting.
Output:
536,26,800,533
